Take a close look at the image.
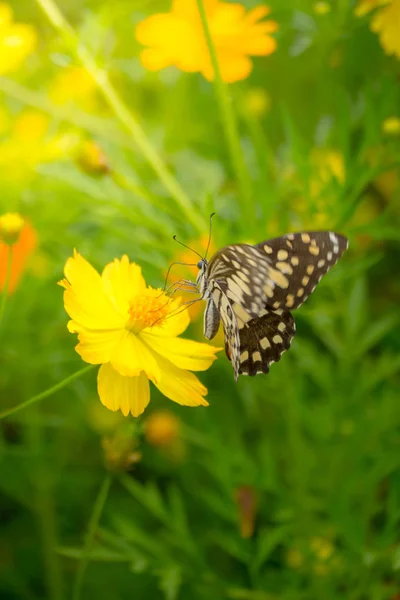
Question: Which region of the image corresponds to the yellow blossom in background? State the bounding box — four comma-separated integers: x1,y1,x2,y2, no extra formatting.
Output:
356,0,400,59
242,87,271,118
145,410,181,446
59,252,220,417
355,0,390,17
313,2,331,15
284,149,346,230
49,66,98,110
0,109,79,182
0,3,37,75
382,116,400,135
136,0,278,83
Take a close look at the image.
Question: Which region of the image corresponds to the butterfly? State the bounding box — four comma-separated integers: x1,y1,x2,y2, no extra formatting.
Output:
193,231,348,380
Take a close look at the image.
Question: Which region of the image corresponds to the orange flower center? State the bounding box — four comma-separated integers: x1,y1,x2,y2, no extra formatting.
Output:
127,288,170,333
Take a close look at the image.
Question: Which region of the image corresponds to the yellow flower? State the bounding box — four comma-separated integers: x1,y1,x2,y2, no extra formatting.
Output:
49,66,98,109
356,0,400,59
354,0,390,17
145,410,180,447
0,109,79,182
59,252,220,417
0,3,37,75
382,116,400,135
136,0,278,83
242,87,271,118
313,2,331,15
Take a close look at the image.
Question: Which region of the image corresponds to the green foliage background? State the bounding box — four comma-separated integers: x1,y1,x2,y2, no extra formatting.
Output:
1,1,400,599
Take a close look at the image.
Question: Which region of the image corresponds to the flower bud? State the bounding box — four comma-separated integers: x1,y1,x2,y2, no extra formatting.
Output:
0,213,25,245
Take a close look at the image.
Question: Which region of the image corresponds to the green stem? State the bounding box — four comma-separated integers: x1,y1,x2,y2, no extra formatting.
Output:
0,364,95,419
72,475,113,600
35,0,205,234
0,245,13,331
196,0,253,221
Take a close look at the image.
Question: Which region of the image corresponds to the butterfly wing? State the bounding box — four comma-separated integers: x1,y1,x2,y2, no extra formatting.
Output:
257,231,348,310
207,244,271,319
225,307,296,376
203,231,348,379
205,278,242,378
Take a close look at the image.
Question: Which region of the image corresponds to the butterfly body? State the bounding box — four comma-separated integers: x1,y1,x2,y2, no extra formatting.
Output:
195,231,348,380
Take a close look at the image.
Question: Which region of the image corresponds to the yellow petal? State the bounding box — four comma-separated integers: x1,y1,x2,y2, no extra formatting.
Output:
140,48,174,70
62,251,124,330
153,354,209,407
150,297,191,337
101,255,146,317
136,13,203,72
243,35,277,56
202,51,252,82
110,330,161,382
141,332,221,371
98,363,150,417
172,0,219,20
0,3,13,30
70,325,124,364
245,5,271,23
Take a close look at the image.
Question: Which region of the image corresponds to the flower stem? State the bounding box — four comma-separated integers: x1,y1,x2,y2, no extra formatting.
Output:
196,0,253,221
0,364,95,419
0,246,13,332
34,0,205,234
72,475,113,600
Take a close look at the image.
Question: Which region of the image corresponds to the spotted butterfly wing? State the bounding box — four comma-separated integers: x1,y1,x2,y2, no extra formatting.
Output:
197,231,348,379
226,307,296,377
258,231,349,310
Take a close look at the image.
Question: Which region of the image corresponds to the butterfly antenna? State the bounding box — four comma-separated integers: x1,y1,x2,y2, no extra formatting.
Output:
204,212,216,260
172,236,203,260
163,261,198,292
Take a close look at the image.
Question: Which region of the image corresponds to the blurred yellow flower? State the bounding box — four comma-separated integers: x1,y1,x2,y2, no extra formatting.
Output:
0,217,37,294
0,3,37,75
59,252,220,417
355,0,390,17
145,410,180,446
0,109,79,182
136,0,278,83
382,116,400,135
242,87,271,118
313,2,331,15
356,0,400,59
49,66,98,109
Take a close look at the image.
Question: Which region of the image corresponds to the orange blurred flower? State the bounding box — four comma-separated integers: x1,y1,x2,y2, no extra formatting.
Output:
136,0,278,83
0,217,37,294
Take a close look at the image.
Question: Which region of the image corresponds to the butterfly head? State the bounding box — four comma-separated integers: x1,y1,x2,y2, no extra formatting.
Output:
196,258,209,297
